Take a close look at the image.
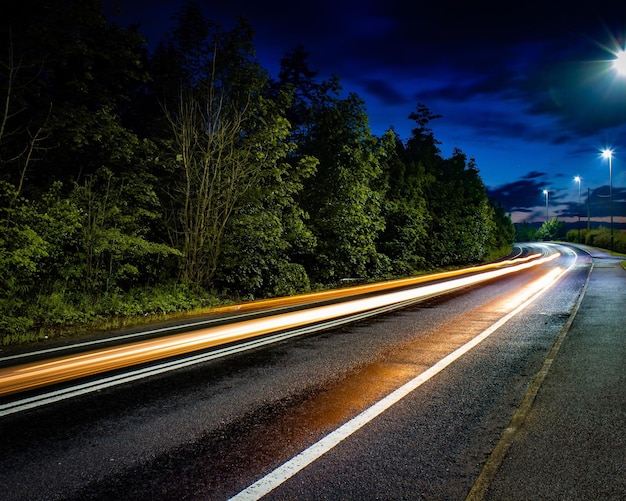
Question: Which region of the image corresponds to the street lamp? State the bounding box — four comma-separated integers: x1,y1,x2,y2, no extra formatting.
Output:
543,189,549,222
601,148,614,251
574,176,581,243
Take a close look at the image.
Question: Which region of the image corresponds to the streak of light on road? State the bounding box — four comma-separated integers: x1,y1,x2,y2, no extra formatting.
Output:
0,251,559,398
228,259,574,501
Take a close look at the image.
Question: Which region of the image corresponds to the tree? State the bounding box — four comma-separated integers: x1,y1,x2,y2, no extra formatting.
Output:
274,44,320,144
535,217,566,241
432,150,497,264
377,129,429,275
402,105,500,267
301,91,386,282
70,167,179,298
489,199,515,251
0,34,51,201
1,0,151,189
515,222,538,242
157,6,307,290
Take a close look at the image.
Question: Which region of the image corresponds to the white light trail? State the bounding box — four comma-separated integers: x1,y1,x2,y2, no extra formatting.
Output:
0,251,559,398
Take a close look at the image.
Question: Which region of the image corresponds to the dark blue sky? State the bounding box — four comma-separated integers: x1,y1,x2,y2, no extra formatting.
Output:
107,1,626,224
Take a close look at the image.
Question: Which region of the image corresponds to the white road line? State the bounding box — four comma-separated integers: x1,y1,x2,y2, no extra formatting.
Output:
229,253,576,501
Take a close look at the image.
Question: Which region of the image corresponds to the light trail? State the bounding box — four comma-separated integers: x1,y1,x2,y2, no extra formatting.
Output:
0,251,559,398
0,249,541,364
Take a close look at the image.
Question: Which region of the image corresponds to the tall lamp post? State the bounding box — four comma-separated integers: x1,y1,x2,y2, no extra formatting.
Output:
587,187,591,231
604,49,626,250
543,189,549,222
574,176,581,243
601,149,614,251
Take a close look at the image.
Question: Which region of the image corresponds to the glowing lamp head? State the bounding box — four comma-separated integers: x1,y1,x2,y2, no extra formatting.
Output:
601,148,613,160
613,49,626,76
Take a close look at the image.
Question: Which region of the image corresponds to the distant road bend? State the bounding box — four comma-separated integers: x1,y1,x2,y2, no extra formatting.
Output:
0,243,562,415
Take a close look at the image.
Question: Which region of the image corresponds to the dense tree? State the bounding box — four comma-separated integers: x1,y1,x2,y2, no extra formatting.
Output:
489,199,515,252
155,5,316,293
402,105,505,267
276,50,386,282
301,90,386,282
0,0,177,336
514,222,538,242
274,44,320,144
535,217,566,241
1,0,151,189
377,129,429,275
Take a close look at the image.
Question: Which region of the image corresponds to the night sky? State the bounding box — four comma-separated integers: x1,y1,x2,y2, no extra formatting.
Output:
106,1,626,224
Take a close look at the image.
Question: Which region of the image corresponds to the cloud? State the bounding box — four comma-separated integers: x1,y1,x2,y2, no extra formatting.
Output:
109,0,626,221
361,79,408,106
487,172,554,211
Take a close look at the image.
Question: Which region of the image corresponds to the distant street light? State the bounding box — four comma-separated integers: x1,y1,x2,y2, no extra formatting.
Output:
601,149,614,251
543,189,549,222
574,176,581,243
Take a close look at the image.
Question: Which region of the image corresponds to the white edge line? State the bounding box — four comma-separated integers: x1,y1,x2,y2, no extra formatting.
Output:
228,253,576,501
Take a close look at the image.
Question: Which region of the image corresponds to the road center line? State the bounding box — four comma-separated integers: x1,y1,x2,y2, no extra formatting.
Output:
229,259,575,501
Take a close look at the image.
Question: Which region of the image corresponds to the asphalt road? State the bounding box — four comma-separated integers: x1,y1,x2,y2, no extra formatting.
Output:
0,243,609,500
477,245,626,500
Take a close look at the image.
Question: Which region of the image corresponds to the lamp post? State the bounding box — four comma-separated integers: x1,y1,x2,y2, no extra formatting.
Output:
543,189,549,222
601,149,614,251
574,176,581,243
587,187,591,231
603,50,625,250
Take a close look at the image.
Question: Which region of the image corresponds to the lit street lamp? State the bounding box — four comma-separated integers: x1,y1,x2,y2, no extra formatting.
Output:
601,149,614,251
543,189,549,222
574,176,581,243
612,48,626,76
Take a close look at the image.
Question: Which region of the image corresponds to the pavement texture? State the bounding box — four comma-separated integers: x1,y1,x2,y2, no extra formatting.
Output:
468,248,626,500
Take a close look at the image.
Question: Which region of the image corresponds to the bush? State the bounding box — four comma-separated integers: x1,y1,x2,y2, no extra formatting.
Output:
0,283,222,346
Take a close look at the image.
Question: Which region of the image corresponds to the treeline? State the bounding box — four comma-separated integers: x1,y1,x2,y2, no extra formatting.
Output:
516,219,626,254
566,227,626,253
0,1,514,341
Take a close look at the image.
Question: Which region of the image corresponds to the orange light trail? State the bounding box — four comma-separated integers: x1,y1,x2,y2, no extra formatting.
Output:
0,252,559,397
207,252,544,315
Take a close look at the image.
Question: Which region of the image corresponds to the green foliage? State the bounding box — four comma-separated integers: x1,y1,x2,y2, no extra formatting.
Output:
573,226,626,254
68,167,180,297
535,218,567,241
299,92,386,282
376,130,429,275
490,199,515,249
405,124,498,267
216,148,317,297
1,283,221,346
566,228,585,243
514,222,538,242
0,182,63,335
